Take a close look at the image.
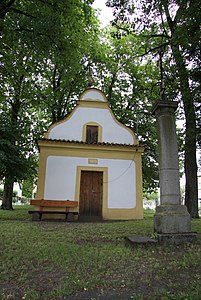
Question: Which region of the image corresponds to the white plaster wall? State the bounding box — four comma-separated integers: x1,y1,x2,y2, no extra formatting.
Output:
80,90,105,101
44,156,136,208
106,159,136,208
48,107,134,145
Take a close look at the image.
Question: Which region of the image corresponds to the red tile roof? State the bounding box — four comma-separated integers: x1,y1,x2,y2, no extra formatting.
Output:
38,138,145,148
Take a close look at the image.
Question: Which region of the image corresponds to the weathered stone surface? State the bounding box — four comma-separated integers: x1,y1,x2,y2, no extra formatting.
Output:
125,235,157,247
152,101,197,243
152,102,181,206
154,204,191,234
155,204,189,214
154,213,191,234
157,233,197,245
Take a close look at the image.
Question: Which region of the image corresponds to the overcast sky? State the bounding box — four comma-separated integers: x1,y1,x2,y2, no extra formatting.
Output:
92,0,113,26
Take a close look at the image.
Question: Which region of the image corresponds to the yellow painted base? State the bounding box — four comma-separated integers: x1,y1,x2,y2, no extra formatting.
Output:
103,208,144,220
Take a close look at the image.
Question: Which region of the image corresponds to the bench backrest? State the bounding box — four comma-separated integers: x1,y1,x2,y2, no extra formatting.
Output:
30,199,78,207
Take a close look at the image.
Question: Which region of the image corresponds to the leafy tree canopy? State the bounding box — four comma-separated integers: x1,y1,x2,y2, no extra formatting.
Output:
106,0,200,217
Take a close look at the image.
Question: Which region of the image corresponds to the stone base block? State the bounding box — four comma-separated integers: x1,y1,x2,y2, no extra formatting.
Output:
157,233,197,245
125,236,157,247
154,204,191,234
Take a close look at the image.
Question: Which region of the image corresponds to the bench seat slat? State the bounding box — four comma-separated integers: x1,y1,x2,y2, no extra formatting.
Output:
28,211,78,215
30,199,78,207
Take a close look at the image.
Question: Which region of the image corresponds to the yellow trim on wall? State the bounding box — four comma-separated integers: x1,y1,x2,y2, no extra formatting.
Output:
38,140,144,157
36,151,47,200
77,100,109,109
38,145,144,164
75,166,108,218
77,101,138,145
35,88,144,220
43,108,76,139
82,122,102,143
43,88,138,145
35,140,144,220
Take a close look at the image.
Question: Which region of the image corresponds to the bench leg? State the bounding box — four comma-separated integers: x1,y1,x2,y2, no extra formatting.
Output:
65,213,69,221
66,212,77,222
32,211,41,221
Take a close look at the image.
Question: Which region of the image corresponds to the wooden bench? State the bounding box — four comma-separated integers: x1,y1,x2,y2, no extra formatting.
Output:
29,199,78,221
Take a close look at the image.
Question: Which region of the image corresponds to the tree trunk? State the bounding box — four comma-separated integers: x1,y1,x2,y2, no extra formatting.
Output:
185,150,198,218
171,45,198,218
1,176,14,210
107,72,117,104
1,95,21,210
162,2,199,218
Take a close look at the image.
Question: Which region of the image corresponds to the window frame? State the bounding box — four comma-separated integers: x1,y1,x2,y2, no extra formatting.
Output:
82,122,102,143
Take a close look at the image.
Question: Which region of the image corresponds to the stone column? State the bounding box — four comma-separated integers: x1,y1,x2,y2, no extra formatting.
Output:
152,101,196,243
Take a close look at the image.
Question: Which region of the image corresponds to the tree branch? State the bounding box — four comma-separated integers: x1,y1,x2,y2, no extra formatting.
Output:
173,1,187,24
140,42,169,57
161,0,175,33
14,27,60,49
0,0,16,15
113,21,169,39
141,34,169,39
10,7,36,19
107,72,117,103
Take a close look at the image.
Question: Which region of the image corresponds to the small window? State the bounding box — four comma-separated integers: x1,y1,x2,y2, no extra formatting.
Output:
86,125,98,144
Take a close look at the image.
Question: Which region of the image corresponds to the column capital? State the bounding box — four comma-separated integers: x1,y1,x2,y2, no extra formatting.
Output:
152,101,178,116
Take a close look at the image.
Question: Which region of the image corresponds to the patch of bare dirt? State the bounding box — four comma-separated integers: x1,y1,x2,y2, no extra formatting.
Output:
0,261,66,300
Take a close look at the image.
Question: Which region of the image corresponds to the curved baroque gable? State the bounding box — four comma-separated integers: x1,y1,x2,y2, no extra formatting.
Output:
46,88,138,145
80,88,107,102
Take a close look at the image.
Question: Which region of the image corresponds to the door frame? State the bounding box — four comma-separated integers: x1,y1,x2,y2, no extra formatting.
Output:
75,166,108,218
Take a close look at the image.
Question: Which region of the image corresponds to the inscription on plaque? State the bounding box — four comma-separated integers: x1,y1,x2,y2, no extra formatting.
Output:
88,159,98,164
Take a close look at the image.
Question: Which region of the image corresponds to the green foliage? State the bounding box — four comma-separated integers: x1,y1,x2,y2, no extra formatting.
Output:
89,28,160,191
0,115,37,182
144,191,159,201
106,0,200,216
3,0,193,198
0,0,101,204
0,0,160,195
22,179,33,198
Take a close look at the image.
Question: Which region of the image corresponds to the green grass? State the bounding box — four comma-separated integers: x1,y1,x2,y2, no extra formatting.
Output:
0,204,31,220
0,206,200,300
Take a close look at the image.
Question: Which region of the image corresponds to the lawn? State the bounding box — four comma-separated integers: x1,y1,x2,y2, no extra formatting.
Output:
0,206,200,300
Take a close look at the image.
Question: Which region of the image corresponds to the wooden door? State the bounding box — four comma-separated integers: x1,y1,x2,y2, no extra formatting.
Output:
79,171,103,219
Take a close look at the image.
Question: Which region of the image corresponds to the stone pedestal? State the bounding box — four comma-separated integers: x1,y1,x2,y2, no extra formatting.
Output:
154,205,191,234
152,102,196,244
